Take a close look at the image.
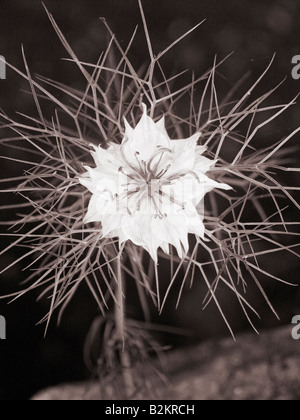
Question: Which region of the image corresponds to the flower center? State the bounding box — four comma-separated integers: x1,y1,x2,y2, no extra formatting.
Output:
133,173,165,218
119,146,187,218
147,178,160,197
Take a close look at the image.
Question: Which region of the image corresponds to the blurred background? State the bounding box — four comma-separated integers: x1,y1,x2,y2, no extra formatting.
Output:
0,0,299,400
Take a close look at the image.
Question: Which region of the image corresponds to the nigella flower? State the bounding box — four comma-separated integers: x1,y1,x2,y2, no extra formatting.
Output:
79,105,231,262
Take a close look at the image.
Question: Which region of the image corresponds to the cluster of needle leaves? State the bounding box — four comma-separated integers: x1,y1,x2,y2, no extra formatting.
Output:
0,3,299,339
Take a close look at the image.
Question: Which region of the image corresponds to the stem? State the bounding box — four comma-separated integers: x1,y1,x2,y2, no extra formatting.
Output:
115,254,125,346
115,250,135,398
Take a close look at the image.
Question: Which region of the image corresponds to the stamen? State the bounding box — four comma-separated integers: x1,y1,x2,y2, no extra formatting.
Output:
119,167,139,181
127,187,141,196
151,194,165,219
134,151,146,175
160,190,186,211
146,147,172,175
152,148,172,176
120,143,191,219
186,170,202,182
156,164,171,179
165,170,201,183
135,190,146,212
120,137,144,179
147,179,160,198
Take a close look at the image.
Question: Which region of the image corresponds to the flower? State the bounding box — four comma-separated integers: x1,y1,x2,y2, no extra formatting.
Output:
79,104,231,262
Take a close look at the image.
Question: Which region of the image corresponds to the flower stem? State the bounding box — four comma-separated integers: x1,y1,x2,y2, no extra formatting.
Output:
115,251,135,398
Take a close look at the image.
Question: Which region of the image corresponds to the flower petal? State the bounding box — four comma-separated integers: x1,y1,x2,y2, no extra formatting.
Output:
122,105,171,167
162,175,203,208
152,214,189,258
101,213,123,237
198,174,232,194
84,195,102,223
194,154,218,174
164,134,200,177
121,214,162,262
91,144,122,175
155,115,169,137
184,203,205,238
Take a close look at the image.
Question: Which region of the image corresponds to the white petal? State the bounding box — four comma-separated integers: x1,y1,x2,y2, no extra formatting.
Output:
155,115,169,137
121,105,171,166
121,214,162,262
101,214,123,237
84,195,102,223
194,154,218,174
195,144,207,156
199,174,232,194
121,214,150,246
92,145,122,174
124,118,134,137
159,241,170,255
169,173,231,207
165,134,200,177
185,204,205,238
173,133,200,152
152,215,189,258
79,173,96,193
162,176,204,208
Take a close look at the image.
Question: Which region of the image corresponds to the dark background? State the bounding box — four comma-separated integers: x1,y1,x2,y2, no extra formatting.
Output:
0,0,299,400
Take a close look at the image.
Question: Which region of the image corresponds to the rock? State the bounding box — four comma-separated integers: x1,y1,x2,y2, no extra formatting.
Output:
32,325,300,400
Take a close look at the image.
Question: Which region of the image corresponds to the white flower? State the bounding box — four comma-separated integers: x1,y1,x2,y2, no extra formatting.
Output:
79,104,231,262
